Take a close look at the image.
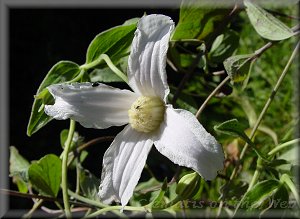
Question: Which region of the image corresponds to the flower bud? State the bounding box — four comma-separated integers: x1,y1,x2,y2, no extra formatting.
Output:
176,172,200,200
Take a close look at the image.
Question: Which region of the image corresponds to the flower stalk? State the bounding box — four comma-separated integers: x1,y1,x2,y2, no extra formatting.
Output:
62,119,76,218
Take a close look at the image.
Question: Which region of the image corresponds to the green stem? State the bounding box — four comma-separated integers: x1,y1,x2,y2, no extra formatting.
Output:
247,158,263,191
80,54,128,83
75,157,81,195
68,190,142,218
229,40,300,183
62,119,76,218
68,190,108,209
231,41,300,217
218,40,300,218
68,69,85,83
268,138,300,156
232,158,262,216
86,205,145,218
22,199,43,218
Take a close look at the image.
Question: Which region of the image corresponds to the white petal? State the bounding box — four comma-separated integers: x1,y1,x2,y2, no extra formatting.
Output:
153,106,224,180
128,14,174,101
45,83,138,129
99,125,153,206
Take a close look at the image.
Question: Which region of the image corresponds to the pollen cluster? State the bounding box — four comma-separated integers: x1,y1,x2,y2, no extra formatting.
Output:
128,96,165,133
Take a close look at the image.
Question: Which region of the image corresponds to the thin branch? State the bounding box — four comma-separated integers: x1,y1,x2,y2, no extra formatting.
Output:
77,136,114,152
67,136,115,166
196,76,230,119
0,189,92,208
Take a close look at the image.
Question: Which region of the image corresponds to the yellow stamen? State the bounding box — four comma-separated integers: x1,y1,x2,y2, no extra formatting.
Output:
128,96,165,133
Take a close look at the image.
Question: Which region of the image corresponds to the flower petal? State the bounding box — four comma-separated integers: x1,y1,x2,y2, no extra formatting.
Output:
153,106,224,180
128,14,174,101
45,83,138,129
99,125,153,206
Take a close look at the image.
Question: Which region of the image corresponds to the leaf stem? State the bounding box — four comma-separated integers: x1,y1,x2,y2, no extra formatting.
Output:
80,54,128,83
62,119,76,218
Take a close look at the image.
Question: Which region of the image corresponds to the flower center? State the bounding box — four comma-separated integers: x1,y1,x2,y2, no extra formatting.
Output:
128,96,165,133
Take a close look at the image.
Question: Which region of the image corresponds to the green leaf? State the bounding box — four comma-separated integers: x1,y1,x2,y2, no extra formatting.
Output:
168,91,198,114
135,178,161,192
172,0,229,40
149,179,168,210
214,119,270,161
267,159,289,167
27,61,81,136
86,21,137,65
168,40,206,71
9,146,30,182
9,146,30,193
89,67,124,83
60,129,84,150
130,178,161,207
209,29,240,64
272,184,289,209
220,180,248,200
240,180,280,209
214,119,248,138
69,151,88,170
223,54,254,85
13,176,28,193
79,168,100,201
244,0,295,41
280,174,300,207
28,154,62,197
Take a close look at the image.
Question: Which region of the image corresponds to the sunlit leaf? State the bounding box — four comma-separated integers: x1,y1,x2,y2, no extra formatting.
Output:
214,118,248,137
172,0,229,40
214,119,270,161
209,29,240,64
240,180,280,209
244,0,295,41
223,54,254,85
86,21,137,65
28,154,62,197
27,61,82,136
280,174,300,207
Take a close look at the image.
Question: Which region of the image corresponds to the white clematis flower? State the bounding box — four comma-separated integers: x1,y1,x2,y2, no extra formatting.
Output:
45,14,224,207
